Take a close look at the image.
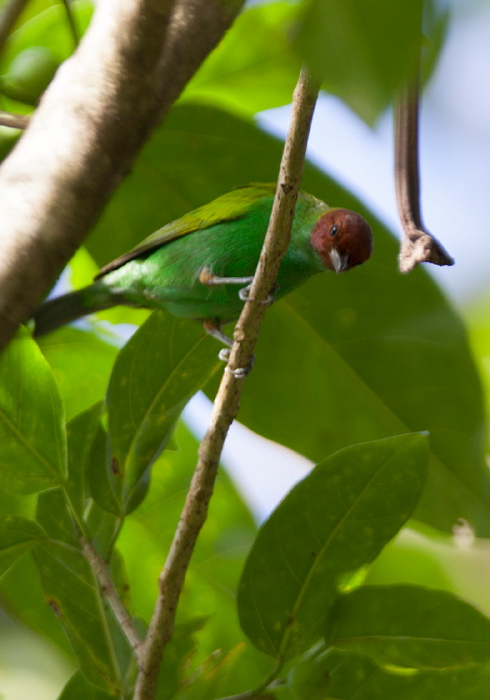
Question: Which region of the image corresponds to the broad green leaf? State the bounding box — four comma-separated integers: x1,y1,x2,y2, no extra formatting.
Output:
180,2,301,117
0,515,45,577
84,103,488,534
57,671,116,700
106,310,221,514
66,403,103,519
0,327,66,494
297,0,424,124
118,422,267,687
326,584,490,669
155,617,208,700
33,540,122,694
1,1,93,70
0,550,71,652
240,269,489,535
36,488,79,547
87,422,122,518
38,327,118,422
289,647,490,700
237,434,429,660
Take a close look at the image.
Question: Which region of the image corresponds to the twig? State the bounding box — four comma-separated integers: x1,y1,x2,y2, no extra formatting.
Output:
82,539,144,658
0,0,30,56
394,78,454,273
133,65,320,700
0,109,30,129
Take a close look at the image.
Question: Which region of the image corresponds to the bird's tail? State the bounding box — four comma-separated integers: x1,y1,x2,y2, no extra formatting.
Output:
33,283,115,337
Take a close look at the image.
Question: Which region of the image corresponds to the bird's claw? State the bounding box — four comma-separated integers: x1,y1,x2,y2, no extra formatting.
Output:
238,282,278,304
218,348,255,377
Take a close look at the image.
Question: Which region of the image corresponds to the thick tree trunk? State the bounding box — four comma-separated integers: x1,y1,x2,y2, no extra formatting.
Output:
0,0,244,350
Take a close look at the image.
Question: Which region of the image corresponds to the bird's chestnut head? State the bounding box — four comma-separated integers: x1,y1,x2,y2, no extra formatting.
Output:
311,208,373,273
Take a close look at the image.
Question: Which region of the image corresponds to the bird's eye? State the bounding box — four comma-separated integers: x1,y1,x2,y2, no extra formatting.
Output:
329,224,338,237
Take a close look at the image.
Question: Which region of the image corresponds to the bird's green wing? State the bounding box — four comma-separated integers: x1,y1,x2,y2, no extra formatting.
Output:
96,183,277,277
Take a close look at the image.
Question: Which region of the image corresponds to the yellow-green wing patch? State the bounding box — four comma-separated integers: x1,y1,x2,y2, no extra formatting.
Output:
96,183,276,278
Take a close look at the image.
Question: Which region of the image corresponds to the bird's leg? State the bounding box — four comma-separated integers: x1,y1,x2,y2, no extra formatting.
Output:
200,267,277,306
203,320,255,378
199,267,254,287
203,319,233,348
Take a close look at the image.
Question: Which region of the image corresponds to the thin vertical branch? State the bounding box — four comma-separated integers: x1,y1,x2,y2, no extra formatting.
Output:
133,65,321,700
394,78,454,273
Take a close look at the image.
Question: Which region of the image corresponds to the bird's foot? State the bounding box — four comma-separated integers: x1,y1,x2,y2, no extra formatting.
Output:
203,320,255,377
238,282,278,305
219,348,256,378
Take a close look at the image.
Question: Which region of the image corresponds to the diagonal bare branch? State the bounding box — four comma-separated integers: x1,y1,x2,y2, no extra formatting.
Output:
133,65,321,700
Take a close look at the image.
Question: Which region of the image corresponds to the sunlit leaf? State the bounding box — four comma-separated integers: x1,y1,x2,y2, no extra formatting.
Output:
0,515,45,577
0,327,66,494
106,311,222,513
289,647,490,700
33,539,122,693
326,584,490,669
38,327,118,422
181,2,301,117
66,403,103,519
57,670,116,700
297,0,424,124
238,434,429,659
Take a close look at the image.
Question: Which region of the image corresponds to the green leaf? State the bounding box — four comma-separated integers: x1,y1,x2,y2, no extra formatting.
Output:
326,584,490,669
36,488,79,547
238,265,489,534
38,327,118,422
106,310,221,514
84,102,488,534
0,551,71,653
0,326,66,494
297,0,424,124
180,2,301,117
66,403,103,519
0,515,45,577
0,1,93,71
289,647,490,700
118,422,266,688
237,434,429,660
87,422,122,518
33,540,122,694
56,671,116,700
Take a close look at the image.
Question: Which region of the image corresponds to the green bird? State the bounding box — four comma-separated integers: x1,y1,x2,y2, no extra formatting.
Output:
33,183,373,345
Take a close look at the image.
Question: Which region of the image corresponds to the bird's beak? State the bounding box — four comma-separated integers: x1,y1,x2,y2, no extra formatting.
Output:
329,248,349,273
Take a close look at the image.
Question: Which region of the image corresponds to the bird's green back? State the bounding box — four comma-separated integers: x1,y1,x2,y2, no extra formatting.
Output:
97,184,280,277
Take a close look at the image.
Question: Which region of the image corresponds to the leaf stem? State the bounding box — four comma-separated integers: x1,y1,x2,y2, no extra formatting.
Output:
82,538,144,658
0,110,30,129
132,64,320,700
